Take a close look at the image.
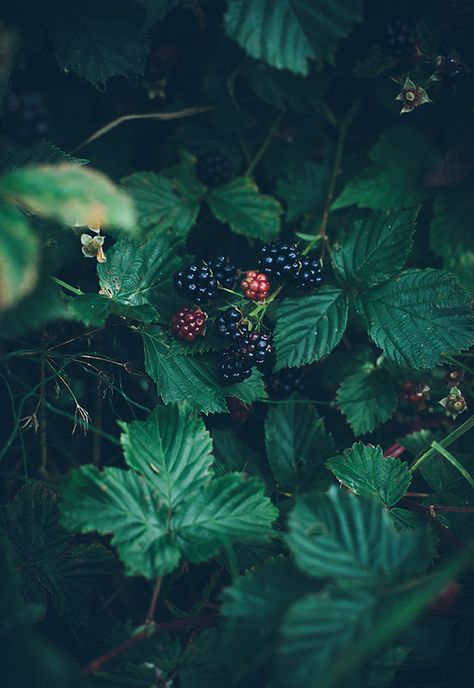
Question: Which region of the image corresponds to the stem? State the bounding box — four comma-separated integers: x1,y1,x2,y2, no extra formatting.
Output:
410,414,474,473
145,577,162,624
397,498,461,546
245,111,284,177
51,276,83,296
431,441,474,491
38,357,48,475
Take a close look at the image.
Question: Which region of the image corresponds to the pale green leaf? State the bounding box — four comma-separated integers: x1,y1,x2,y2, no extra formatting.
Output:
0,204,39,312
207,176,282,241
336,364,399,435
356,269,474,369
332,210,417,286
274,286,349,369
326,443,411,507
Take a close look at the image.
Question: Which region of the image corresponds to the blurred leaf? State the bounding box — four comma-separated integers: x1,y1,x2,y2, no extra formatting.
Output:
0,277,66,338
277,162,329,221
0,137,87,174
0,204,39,312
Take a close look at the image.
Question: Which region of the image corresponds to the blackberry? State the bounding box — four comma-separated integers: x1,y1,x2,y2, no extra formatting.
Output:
171,306,206,342
1,91,49,145
294,255,322,290
266,368,305,398
436,56,469,82
257,241,300,280
206,255,237,289
227,397,250,422
402,381,430,403
219,348,253,385
196,149,232,187
385,20,417,57
241,331,272,369
241,270,270,301
174,262,218,305
215,307,248,342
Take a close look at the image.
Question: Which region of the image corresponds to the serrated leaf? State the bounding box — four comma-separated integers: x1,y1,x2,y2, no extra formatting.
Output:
274,286,349,369
211,429,266,480
276,162,329,222
332,210,417,287
50,1,149,88
0,204,39,312
287,487,433,587
356,269,474,369
333,127,438,210
142,328,266,414
122,171,204,236
69,293,158,327
336,364,399,435
0,164,136,232
0,137,87,174
119,404,214,508
265,401,335,491
207,176,282,241
326,443,411,507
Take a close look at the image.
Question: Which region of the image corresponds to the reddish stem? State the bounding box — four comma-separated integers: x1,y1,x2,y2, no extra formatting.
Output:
384,443,405,458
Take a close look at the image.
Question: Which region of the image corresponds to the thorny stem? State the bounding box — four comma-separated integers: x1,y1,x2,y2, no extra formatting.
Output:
245,111,284,177
410,414,474,473
145,577,163,624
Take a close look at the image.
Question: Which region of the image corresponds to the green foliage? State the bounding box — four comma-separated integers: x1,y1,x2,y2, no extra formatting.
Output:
0,204,39,311
277,162,329,221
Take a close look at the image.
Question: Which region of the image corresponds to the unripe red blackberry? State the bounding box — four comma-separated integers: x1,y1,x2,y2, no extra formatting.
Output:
171,307,206,342
241,271,270,301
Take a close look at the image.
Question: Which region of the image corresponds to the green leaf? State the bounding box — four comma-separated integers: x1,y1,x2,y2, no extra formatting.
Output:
50,0,149,89
207,177,282,241
122,171,204,236
142,328,266,414
0,482,112,623
265,401,335,491
69,293,158,327
211,429,266,480
326,443,411,507
333,127,439,210
0,205,39,312
277,162,329,221
0,164,136,232
274,286,349,369
287,487,433,587
397,429,441,456
336,364,399,435
332,210,417,287
356,269,474,369
225,0,362,73
0,137,87,174
119,404,214,509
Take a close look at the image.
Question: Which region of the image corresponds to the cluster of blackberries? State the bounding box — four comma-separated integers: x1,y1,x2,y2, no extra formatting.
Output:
1,91,49,145
257,240,322,291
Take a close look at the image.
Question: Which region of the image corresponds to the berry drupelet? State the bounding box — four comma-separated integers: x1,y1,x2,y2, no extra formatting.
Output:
215,307,248,342
1,91,49,145
241,331,272,369
171,307,206,342
219,347,253,384
196,149,232,187
294,255,322,290
174,262,218,305
257,240,300,280
241,271,270,301
206,255,237,289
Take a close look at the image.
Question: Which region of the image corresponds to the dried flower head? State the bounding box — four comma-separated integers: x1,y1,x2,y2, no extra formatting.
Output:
81,233,106,263
395,77,432,114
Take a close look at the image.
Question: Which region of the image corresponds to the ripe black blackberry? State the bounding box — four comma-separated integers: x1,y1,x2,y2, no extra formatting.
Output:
215,307,248,342
1,91,49,145
196,149,232,187
294,255,322,290
174,262,218,305
385,20,417,57
219,348,253,385
266,368,305,398
241,332,272,369
206,255,237,289
257,241,300,280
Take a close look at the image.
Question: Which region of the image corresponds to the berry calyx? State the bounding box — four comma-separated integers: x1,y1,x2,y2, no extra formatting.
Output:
218,348,253,385
196,149,232,187
215,307,248,342
171,307,207,342
1,91,49,145
241,271,270,301
257,241,300,280
294,255,323,290
241,331,272,369
206,255,237,289
174,262,218,305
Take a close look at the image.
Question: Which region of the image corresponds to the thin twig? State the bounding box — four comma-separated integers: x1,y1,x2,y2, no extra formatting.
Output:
146,577,162,624
71,105,214,153
245,111,284,177
38,357,48,475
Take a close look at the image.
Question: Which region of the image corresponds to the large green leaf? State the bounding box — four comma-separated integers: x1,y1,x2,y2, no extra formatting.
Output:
332,210,417,287
119,404,213,509
225,0,362,73
0,205,39,312
356,269,474,369
265,401,334,491
0,164,136,232
207,177,282,241
274,286,349,369
336,364,399,435
276,162,329,222
122,171,204,236
142,328,266,414
287,487,433,587
333,127,438,210
326,443,411,507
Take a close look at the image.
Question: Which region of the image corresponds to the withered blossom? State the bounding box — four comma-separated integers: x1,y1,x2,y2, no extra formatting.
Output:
396,77,431,114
